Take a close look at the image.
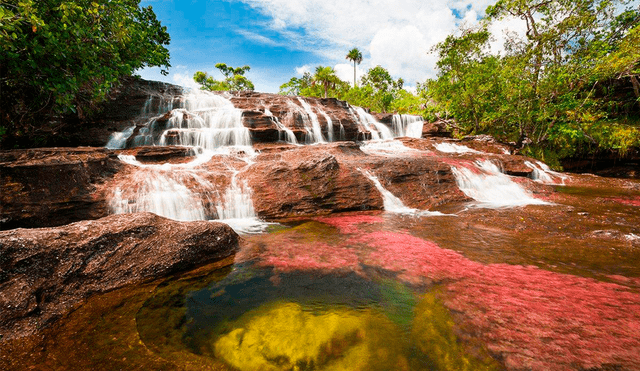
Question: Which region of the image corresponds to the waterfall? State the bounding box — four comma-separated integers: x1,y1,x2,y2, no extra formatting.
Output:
215,168,269,234
525,161,568,185
435,142,480,154
106,90,251,151
109,154,217,221
392,114,424,138
351,107,393,140
265,108,297,144
296,97,326,144
451,160,550,208
360,169,445,216
319,110,334,142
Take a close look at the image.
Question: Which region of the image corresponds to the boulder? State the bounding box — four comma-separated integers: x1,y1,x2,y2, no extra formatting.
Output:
0,212,239,340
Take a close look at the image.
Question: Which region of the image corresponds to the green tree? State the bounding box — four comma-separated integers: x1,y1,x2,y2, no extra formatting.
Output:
312,66,341,98
346,47,363,88
1,0,170,148
279,72,314,96
359,66,405,113
194,63,255,91
426,0,640,162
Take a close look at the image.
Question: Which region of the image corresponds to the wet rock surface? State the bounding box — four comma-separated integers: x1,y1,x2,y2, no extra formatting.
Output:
0,212,238,341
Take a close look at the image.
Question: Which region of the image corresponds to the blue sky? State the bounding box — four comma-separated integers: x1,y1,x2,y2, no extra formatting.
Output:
137,0,505,93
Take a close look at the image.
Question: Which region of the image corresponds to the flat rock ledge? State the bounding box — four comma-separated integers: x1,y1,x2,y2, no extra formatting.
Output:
0,212,239,341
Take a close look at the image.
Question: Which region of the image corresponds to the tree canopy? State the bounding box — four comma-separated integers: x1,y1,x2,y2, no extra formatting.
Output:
346,47,363,88
193,63,255,91
0,0,171,148
425,0,640,165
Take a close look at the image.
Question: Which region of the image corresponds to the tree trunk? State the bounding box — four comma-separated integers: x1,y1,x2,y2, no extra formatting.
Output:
631,75,640,101
353,61,357,88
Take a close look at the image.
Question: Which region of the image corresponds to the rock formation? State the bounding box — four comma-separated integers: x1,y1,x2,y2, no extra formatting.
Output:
0,212,238,340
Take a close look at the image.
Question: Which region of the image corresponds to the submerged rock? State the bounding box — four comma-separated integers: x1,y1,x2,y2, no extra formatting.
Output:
0,212,239,340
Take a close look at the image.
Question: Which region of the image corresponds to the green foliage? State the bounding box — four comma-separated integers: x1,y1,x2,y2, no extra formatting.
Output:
312,66,342,98
194,63,255,91
0,0,171,148
425,0,640,161
279,63,425,116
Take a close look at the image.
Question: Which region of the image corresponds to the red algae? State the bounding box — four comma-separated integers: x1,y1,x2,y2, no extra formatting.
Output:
314,215,385,234
610,197,640,207
350,230,640,370
259,241,361,273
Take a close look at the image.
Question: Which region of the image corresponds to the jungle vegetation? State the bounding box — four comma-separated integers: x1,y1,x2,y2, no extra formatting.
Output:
282,1,640,165
0,0,171,149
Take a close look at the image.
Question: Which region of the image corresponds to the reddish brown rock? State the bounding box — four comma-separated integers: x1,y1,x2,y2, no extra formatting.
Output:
0,212,238,340
246,142,384,218
0,147,122,230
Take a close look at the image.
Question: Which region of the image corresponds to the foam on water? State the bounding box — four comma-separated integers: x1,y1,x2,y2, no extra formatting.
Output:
360,139,420,157
435,142,480,154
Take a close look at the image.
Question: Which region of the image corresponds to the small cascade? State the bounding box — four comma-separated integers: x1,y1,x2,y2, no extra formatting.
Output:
525,161,568,185
215,169,269,234
109,154,217,221
319,110,334,142
265,108,297,144
361,169,445,216
360,140,419,157
435,142,480,154
296,97,326,144
451,160,550,208
392,114,424,138
351,107,393,140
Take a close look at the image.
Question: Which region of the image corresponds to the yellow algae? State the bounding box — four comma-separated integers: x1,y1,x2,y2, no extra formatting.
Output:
213,301,404,371
411,293,501,371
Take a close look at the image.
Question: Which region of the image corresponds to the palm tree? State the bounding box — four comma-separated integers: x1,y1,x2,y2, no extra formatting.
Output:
312,66,340,98
346,48,363,88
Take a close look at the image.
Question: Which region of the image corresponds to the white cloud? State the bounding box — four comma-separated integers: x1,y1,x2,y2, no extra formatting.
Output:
171,72,202,90
235,0,502,84
334,63,363,85
236,29,283,47
295,64,312,76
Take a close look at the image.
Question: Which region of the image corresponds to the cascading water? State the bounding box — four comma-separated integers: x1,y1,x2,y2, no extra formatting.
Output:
106,90,271,233
107,90,251,151
451,160,550,208
435,142,480,154
351,107,393,140
265,108,297,144
360,140,420,157
319,110,334,142
296,97,326,144
392,114,424,138
525,161,568,185
361,169,444,216
109,155,217,221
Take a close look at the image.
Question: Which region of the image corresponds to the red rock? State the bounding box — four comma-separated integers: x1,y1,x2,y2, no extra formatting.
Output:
0,212,238,340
